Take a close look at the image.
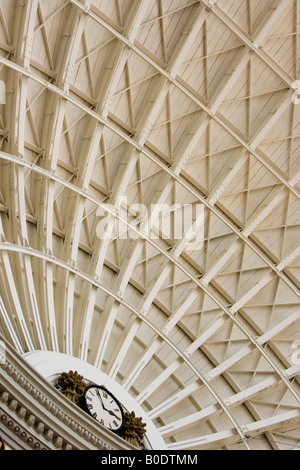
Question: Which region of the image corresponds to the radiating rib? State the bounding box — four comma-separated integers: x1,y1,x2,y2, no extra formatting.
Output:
122,286,201,390
0,293,23,354
92,0,290,381
1,148,299,407
0,53,297,306
0,240,254,448
200,0,294,86
3,0,49,351
150,361,299,422
0,231,34,351
166,409,300,450
93,2,212,368
135,266,299,405
70,0,300,201
66,0,154,361
107,210,205,380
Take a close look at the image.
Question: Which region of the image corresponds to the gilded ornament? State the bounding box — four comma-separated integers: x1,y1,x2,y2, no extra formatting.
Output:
56,370,88,404
120,411,147,448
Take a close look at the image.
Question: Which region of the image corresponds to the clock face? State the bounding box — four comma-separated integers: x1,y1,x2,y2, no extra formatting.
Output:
83,385,125,432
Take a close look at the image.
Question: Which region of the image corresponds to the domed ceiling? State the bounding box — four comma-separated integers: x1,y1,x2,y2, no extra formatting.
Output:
0,0,300,450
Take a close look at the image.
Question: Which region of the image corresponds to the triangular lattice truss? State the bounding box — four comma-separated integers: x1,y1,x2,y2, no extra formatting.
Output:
0,0,299,450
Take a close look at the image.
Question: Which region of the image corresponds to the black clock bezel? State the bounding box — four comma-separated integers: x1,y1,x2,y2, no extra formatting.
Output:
82,384,125,433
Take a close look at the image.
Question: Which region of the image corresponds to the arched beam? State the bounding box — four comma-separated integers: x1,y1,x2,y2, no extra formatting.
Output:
0,240,252,450
69,0,300,200
0,150,299,406
0,55,297,307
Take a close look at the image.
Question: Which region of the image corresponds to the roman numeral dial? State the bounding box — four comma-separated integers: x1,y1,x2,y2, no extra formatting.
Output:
83,385,125,432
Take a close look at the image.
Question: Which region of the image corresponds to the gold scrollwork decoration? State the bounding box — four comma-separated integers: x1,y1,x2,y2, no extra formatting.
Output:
120,411,147,448
56,371,89,405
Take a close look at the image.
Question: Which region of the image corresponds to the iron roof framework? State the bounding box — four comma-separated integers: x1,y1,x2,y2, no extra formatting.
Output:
0,0,299,450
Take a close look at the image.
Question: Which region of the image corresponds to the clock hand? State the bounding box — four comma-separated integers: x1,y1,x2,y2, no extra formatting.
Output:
96,389,108,411
96,389,117,416
95,388,121,420
106,409,119,418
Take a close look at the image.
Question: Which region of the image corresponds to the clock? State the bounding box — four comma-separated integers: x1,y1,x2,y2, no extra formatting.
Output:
82,385,125,433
